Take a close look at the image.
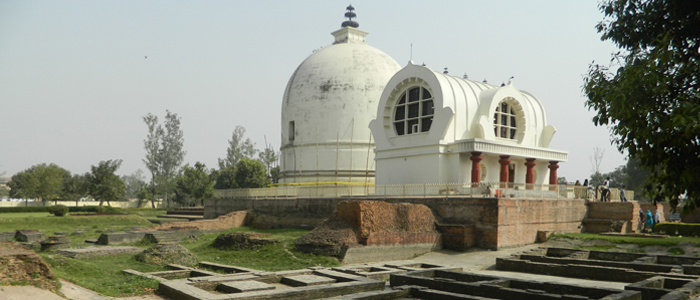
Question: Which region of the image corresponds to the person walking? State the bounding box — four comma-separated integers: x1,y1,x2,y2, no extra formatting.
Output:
655,210,661,225
620,185,628,202
601,177,611,202
645,210,655,232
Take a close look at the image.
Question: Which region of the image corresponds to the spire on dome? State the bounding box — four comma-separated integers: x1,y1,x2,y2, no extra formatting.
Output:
341,5,359,28
331,5,368,44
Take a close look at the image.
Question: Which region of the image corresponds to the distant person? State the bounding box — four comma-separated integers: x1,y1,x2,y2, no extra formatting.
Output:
645,210,655,231
575,180,581,186
583,179,588,186
601,177,611,202
638,208,645,232
655,210,661,225
620,185,628,202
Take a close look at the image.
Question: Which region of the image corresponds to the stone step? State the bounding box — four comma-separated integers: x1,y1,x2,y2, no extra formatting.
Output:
157,214,204,221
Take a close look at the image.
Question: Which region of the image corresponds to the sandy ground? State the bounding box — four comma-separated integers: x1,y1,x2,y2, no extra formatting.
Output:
2,237,699,299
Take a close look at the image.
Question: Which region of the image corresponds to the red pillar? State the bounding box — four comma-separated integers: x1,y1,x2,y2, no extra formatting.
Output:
470,152,482,186
499,155,511,188
525,158,536,190
548,161,559,191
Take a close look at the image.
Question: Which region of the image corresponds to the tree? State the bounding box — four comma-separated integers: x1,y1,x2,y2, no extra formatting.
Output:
174,162,215,206
589,147,605,175
234,158,271,188
557,177,568,185
269,166,280,184
122,170,147,200
218,126,257,169
258,140,279,181
8,163,70,206
62,172,91,206
88,160,126,206
214,165,238,189
142,110,186,208
584,0,700,209
625,157,649,197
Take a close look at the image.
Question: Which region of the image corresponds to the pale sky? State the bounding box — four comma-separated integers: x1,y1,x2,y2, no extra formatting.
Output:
1,0,626,183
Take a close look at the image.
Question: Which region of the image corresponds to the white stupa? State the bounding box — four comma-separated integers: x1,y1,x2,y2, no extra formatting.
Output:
279,5,401,184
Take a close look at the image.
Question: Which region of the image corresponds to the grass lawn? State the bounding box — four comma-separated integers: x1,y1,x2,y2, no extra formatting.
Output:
0,212,52,218
0,214,154,248
42,253,164,297
552,233,700,247
180,227,341,271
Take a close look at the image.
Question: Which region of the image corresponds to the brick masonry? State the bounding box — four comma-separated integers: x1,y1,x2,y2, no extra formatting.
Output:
207,196,673,250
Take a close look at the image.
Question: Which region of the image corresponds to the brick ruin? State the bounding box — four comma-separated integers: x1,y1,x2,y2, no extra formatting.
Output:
124,246,700,299
496,247,700,299
206,196,671,251
294,201,444,263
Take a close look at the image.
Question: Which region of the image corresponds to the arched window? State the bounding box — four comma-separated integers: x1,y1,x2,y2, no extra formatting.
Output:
494,101,518,139
393,87,434,135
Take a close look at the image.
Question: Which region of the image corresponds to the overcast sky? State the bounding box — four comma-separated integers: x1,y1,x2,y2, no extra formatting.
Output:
1,0,627,184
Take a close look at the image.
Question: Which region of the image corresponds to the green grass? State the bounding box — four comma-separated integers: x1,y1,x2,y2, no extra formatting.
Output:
668,247,686,255
575,244,618,251
1,211,340,297
0,213,154,248
0,212,52,218
42,253,163,297
180,227,341,271
552,233,700,247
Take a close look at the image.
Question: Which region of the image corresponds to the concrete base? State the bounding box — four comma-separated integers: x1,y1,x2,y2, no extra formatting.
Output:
96,232,147,245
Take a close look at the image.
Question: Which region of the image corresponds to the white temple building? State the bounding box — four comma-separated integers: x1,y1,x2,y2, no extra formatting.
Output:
280,5,567,188
279,6,400,184
369,63,568,186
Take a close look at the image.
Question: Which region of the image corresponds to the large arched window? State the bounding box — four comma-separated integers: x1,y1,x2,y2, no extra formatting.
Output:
494,101,518,139
393,87,434,135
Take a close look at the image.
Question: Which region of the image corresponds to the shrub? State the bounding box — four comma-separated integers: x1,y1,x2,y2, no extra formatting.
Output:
0,205,122,214
48,205,69,217
653,223,700,237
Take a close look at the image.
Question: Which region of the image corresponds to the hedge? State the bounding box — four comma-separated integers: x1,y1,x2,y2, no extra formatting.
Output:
653,223,700,237
0,206,122,213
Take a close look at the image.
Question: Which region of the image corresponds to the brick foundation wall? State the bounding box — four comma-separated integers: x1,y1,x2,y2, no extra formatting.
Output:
207,196,588,250
496,198,587,248
337,201,439,247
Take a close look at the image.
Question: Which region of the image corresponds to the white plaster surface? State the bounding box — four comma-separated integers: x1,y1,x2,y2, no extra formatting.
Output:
280,25,400,183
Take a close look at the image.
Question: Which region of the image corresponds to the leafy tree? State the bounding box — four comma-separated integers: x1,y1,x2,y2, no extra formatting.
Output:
136,184,156,208
214,165,238,189
258,146,278,180
235,158,271,188
269,166,280,184
143,110,186,208
122,169,147,200
174,162,215,206
625,157,649,197
62,172,91,206
88,160,126,206
584,0,700,209
8,163,70,206
218,126,257,169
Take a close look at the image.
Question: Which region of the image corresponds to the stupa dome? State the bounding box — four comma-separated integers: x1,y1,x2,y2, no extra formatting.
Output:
279,7,400,183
